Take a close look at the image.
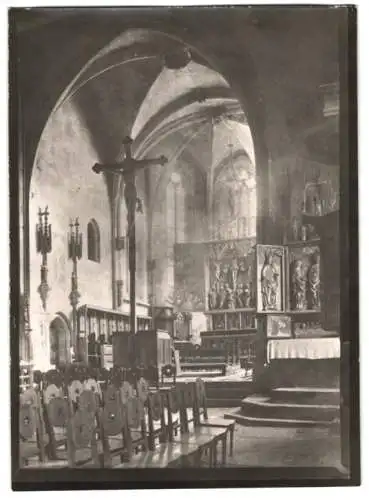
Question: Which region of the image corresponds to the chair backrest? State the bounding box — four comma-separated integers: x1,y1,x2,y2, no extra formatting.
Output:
64,378,101,467
19,387,46,466
98,383,124,466
164,386,180,441
194,378,208,422
146,390,166,450
176,382,197,434
42,374,102,467
122,393,147,460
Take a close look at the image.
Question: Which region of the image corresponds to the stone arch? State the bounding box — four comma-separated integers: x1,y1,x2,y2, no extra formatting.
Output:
22,20,269,324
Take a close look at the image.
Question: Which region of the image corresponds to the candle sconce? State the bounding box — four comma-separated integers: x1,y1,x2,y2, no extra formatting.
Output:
36,207,52,311
68,218,83,350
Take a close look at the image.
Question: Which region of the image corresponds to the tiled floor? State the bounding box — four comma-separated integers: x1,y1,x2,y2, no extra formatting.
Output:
208,409,341,468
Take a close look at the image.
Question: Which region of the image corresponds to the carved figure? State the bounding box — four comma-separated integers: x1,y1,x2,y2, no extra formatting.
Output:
231,259,239,290
291,259,307,310
225,285,235,309
292,217,300,241
217,283,227,310
221,263,229,286
242,283,252,308
213,262,222,288
237,260,248,285
308,252,320,309
208,285,218,310
236,284,245,308
261,252,279,310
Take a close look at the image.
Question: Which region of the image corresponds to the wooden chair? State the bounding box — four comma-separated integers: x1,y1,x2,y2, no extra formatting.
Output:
172,383,228,467
99,383,131,467
193,378,236,457
114,389,199,468
19,388,47,467
28,377,103,468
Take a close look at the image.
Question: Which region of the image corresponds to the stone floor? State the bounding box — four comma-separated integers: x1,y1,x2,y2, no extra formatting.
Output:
208,409,341,468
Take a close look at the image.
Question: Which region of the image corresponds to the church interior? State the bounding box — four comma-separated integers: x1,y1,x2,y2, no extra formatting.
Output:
14,7,351,472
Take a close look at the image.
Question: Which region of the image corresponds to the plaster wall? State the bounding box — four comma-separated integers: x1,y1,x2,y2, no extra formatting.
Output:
29,100,112,369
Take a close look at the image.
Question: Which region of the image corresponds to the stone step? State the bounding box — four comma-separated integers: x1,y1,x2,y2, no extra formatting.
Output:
270,387,341,406
223,409,339,428
241,395,339,422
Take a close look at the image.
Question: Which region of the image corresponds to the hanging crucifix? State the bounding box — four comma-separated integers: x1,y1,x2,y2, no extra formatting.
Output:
92,136,168,367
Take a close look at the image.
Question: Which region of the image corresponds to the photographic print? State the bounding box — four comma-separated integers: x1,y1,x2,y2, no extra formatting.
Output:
9,5,359,491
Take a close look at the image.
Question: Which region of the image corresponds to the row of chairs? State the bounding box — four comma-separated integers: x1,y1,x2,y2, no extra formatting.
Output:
19,377,235,469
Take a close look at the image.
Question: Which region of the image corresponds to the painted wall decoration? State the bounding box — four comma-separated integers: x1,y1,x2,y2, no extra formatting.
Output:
256,245,285,312
206,238,256,311
173,243,206,311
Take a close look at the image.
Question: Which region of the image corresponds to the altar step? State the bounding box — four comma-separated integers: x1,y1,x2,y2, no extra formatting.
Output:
223,387,340,427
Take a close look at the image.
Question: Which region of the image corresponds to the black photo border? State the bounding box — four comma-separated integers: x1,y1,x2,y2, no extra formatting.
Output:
8,4,360,490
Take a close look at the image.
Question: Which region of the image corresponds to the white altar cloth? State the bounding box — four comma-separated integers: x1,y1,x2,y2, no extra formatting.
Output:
267,337,340,362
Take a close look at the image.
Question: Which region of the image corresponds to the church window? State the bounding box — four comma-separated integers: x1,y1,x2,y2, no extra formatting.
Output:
87,219,101,262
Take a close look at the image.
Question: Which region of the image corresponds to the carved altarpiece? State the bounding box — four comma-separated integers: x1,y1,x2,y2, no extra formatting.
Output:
205,238,257,330
286,243,321,312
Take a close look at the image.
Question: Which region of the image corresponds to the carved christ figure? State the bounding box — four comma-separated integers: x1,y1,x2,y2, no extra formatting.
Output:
261,252,279,310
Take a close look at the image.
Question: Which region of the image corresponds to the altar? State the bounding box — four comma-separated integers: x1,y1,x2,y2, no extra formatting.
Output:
267,337,340,362
266,337,340,389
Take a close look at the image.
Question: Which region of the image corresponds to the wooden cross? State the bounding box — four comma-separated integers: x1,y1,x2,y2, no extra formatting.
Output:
92,137,168,365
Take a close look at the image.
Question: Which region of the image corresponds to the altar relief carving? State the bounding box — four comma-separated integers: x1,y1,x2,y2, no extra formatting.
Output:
287,244,320,312
206,238,256,311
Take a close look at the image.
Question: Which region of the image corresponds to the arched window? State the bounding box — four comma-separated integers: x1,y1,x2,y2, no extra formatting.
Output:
212,153,256,240
87,219,100,262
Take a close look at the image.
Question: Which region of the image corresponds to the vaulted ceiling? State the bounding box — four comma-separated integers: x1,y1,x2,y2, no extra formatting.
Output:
15,7,341,198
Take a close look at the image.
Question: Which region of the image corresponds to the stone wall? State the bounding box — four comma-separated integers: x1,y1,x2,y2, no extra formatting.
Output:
29,99,112,369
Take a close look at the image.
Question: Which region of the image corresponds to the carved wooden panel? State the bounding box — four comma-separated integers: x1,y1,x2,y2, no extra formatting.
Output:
303,211,340,332
256,245,285,313
286,243,321,312
206,238,256,311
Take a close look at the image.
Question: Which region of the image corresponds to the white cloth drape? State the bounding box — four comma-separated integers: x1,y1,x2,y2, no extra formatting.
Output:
267,337,340,362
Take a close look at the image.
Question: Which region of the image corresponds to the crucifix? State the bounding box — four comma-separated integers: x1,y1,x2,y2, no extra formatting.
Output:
92,136,168,366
